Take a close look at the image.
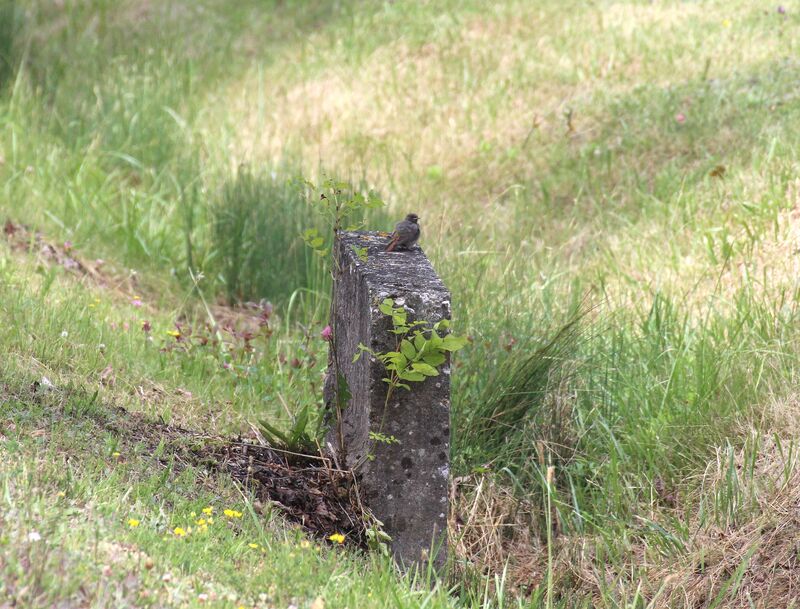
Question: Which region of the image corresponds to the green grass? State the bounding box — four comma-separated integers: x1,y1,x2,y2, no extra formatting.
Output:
3,0,800,606
0,248,326,432
209,165,321,304
0,0,17,88
0,389,467,609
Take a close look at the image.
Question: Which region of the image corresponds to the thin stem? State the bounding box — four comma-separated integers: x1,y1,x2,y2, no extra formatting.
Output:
545,465,555,609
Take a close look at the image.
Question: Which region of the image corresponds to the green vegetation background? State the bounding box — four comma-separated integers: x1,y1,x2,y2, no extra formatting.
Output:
2,1,800,607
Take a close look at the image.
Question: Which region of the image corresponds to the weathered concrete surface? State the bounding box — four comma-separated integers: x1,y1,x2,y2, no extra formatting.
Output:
324,230,451,570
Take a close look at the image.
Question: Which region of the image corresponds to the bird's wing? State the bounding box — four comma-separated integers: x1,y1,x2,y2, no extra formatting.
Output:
395,221,416,240
385,232,401,252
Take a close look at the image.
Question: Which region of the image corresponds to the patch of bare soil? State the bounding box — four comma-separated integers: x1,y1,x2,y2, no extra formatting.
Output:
114,408,366,546
195,440,364,545
3,219,108,285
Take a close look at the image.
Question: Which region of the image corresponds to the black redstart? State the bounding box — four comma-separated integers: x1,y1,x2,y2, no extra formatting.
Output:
385,213,420,252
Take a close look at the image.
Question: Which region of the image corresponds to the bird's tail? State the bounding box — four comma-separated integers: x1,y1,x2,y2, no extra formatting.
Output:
385,235,399,252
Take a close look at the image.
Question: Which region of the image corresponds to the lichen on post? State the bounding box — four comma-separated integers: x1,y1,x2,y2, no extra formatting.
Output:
324,230,451,570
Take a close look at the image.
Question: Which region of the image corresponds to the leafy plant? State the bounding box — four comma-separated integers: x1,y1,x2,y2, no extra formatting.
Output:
258,404,324,458
364,517,392,557
368,431,399,445
354,298,468,454
298,177,386,456
356,298,467,389
296,177,385,267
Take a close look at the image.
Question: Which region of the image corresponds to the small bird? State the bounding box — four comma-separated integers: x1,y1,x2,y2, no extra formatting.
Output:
385,213,421,252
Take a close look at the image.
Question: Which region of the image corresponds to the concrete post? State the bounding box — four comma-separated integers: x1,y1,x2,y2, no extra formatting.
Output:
324,230,451,570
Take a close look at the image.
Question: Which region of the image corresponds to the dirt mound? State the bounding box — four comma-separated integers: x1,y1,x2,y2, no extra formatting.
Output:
111,406,366,546
197,439,364,545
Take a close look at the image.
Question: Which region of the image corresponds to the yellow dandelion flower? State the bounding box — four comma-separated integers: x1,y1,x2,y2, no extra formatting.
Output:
195,518,206,526
202,506,214,515
166,330,181,338
173,527,187,537
128,519,140,528
248,543,259,549
328,533,345,544
112,452,121,458
223,509,243,519
207,517,214,524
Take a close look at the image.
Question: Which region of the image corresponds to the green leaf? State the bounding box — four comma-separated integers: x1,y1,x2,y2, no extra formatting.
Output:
400,339,416,360
291,405,310,441
411,362,439,377
422,352,446,367
351,245,368,262
386,353,408,370
442,335,469,351
378,299,394,315
398,370,425,382
337,373,352,409
414,333,426,351
259,420,290,446
369,431,399,445
427,331,443,349
435,319,450,330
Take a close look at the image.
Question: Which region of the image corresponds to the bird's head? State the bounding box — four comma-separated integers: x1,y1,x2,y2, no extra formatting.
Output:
406,213,420,224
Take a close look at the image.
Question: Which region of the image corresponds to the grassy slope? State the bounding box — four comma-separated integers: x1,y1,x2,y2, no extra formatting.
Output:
0,248,465,607
3,0,800,607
